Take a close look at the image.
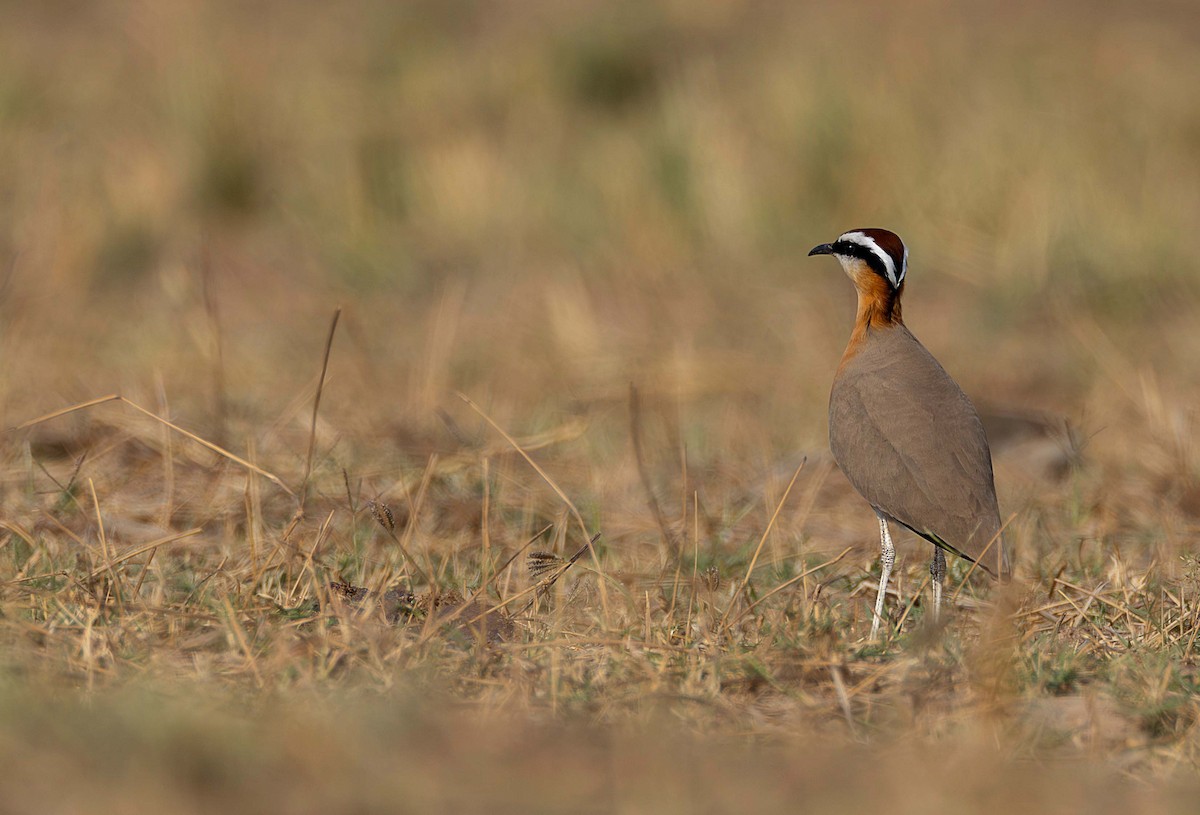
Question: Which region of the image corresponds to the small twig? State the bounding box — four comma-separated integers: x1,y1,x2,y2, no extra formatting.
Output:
182,555,228,607
131,547,158,599
630,384,680,557
457,392,610,624
497,637,693,654
88,478,123,610
286,511,336,606
11,394,122,430
719,459,806,630
685,491,700,644
1057,586,1113,644
454,574,560,632
367,499,432,588
481,457,492,595
402,454,439,581
221,596,264,689
87,528,204,581
7,570,70,586
300,306,342,512
435,407,474,446
950,512,1017,602
519,533,600,617
35,511,89,553
33,456,84,511
893,574,932,634
0,520,40,552
12,395,295,497
846,661,898,698
199,240,228,443
342,469,357,516
412,525,557,645
730,546,852,626
830,664,858,737
1054,578,1147,624
486,523,554,594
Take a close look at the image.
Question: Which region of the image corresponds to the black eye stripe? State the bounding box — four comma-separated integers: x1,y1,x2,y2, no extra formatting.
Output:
833,241,892,280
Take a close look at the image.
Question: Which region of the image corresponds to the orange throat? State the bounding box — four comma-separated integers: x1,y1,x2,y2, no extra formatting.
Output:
840,273,904,364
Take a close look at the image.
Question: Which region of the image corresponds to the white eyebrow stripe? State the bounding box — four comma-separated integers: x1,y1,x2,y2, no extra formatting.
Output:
838,231,902,287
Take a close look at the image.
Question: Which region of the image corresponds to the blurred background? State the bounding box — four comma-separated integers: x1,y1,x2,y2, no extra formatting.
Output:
4,0,1198,418
4,0,1198,572
3,0,1200,809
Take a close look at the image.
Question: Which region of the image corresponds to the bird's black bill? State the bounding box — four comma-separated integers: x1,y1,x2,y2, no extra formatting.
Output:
808,243,834,256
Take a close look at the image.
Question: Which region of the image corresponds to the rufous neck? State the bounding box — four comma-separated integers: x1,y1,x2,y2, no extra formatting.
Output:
839,279,904,368
854,276,904,332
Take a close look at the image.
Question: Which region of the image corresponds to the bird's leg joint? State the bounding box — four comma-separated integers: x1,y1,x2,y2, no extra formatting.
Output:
870,514,896,641
930,546,946,620
878,515,895,568
930,547,946,582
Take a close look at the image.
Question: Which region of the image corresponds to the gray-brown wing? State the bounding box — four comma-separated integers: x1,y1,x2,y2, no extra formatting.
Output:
829,329,1006,575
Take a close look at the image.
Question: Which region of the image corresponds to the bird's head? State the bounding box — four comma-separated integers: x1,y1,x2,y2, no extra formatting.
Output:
808,228,908,293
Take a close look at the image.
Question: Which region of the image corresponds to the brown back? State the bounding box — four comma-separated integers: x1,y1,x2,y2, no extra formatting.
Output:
829,324,1010,577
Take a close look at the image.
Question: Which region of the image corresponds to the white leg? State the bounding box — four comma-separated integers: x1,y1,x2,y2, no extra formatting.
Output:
930,546,946,622
870,513,895,641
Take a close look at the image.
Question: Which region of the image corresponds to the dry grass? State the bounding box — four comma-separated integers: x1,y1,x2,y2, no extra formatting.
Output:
3,0,1200,810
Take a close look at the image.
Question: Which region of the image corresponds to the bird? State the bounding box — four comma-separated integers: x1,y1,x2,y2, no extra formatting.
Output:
808,228,1010,640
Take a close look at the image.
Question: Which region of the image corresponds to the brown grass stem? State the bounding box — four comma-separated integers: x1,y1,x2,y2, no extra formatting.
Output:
299,306,342,512
13,395,295,497
457,392,611,624
950,512,1017,602
719,458,806,630
87,478,124,610
630,384,680,557
86,528,203,581
730,546,852,626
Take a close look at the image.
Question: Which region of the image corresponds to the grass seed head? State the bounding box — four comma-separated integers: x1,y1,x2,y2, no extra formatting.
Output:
528,551,565,579
368,500,396,532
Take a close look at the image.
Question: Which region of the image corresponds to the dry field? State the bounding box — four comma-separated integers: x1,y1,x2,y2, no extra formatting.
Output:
3,1,1200,811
